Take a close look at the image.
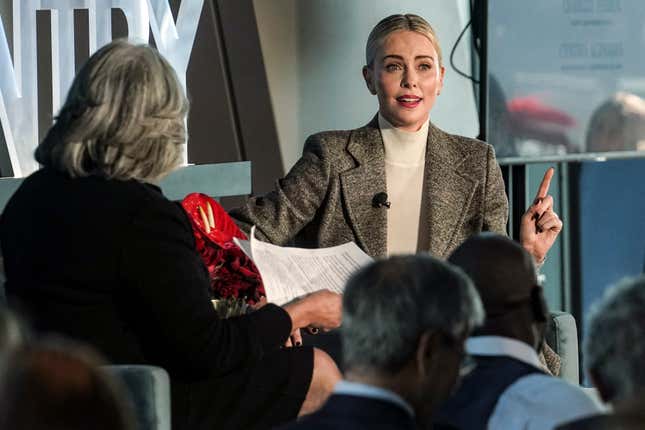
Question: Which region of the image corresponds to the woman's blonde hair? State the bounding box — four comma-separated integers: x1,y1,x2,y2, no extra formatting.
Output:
365,14,442,68
36,40,188,181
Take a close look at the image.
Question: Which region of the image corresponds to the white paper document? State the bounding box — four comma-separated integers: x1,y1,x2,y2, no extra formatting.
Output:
234,227,373,305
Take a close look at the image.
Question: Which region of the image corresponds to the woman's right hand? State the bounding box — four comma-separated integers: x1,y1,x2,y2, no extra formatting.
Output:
282,290,342,333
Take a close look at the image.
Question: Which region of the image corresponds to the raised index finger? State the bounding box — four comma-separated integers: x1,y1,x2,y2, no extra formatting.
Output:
535,167,554,201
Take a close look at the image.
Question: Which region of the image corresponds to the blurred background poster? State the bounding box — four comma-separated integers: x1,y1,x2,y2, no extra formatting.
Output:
488,0,645,160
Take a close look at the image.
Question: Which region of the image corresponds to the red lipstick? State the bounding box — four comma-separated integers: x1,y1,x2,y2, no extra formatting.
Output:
396,94,422,108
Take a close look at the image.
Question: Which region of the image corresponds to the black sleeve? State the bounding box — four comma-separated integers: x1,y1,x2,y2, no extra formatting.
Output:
118,194,292,378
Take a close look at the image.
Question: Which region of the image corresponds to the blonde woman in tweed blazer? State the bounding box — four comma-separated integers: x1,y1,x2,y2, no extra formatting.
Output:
233,115,507,260
230,13,563,375
231,14,561,264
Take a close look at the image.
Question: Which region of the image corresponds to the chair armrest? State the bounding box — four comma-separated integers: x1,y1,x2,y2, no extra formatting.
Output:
546,311,580,384
103,365,171,430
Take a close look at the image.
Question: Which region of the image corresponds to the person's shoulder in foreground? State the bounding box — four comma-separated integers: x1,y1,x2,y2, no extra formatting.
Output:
276,393,416,430
556,409,644,430
556,276,645,430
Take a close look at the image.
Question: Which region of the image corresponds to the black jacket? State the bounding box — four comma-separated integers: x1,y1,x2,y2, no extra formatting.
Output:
1,168,306,429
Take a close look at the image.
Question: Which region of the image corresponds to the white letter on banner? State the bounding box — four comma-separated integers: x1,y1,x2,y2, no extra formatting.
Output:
147,0,203,89
0,0,202,177
0,17,21,176
147,0,203,164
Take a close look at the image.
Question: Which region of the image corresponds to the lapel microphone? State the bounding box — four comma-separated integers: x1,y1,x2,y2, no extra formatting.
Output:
372,192,391,209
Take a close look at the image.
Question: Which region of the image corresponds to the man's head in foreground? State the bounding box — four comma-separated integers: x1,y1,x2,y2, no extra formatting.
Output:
584,275,645,405
448,233,548,351
341,254,484,422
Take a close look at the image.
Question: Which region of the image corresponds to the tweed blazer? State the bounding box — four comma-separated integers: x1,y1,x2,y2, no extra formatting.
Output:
230,116,509,259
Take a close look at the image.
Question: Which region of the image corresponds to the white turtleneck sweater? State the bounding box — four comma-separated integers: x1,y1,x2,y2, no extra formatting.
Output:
378,113,429,256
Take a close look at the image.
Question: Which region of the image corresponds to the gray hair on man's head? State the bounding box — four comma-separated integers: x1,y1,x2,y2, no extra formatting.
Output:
365,14,443,68
35,39,188,182
341,254,484,374
584,275,645,402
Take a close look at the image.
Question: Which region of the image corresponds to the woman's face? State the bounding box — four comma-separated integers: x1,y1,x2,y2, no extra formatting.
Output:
363,30,445,132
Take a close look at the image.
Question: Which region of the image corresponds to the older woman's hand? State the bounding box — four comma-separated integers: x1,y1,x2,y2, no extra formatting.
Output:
282,290,342,338
520,167,564,263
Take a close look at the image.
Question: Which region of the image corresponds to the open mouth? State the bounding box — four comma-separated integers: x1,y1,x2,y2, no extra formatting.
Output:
396,95,422,107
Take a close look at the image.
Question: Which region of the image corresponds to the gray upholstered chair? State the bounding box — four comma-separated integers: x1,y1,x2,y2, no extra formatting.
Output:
547,311,580,384
104,365,171,430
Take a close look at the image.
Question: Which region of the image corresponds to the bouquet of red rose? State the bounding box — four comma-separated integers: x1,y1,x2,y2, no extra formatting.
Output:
181,193,265,316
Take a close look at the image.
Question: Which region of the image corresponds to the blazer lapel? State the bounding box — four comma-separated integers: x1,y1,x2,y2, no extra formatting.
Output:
424,122,478,258
340,117,388,258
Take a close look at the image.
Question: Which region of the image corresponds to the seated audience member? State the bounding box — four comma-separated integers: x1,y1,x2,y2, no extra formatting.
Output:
435,234,602,430
585,92,645,153
278,254,484,430
0,40,343,429
557,276,645,430
0,338,135,430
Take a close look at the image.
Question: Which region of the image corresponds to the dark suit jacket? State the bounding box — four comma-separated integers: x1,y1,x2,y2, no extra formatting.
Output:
434,355,544,429
276,394,417,430
556,413,645,430
231,116,508,259
0,168,306,429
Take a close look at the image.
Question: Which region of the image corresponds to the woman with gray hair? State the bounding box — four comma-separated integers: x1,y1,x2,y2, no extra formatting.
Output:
0,40,342,429
231,13,561,265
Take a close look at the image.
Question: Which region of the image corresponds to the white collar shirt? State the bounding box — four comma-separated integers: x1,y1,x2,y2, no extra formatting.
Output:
467,336,605,430
333,380,415,418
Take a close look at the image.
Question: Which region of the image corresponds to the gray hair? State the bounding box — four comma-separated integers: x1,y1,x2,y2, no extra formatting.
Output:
342,254,484,373
365,14,443,68
35,40,188,182
584,275,645,402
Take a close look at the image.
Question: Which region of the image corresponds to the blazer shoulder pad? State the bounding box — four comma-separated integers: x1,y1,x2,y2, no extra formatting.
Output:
443,131,493,159
303,129,354,156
